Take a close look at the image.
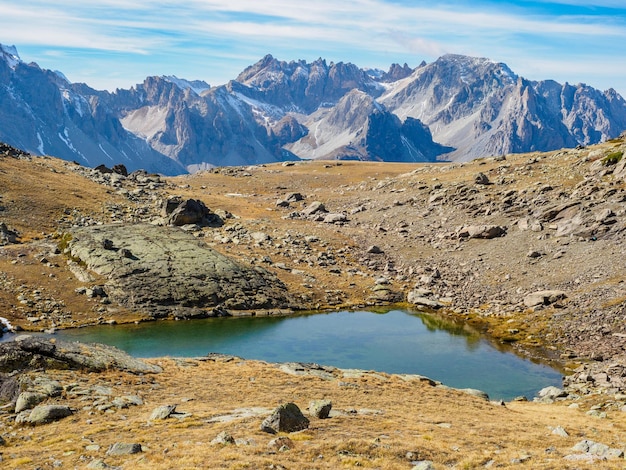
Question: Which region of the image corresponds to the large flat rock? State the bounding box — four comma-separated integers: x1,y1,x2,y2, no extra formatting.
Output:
69,224,291,317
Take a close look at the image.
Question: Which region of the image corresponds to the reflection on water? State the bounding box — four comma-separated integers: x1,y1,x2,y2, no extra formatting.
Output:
43,309,561,400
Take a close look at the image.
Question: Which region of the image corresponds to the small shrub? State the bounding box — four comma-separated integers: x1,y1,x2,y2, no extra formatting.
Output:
601,151,623,166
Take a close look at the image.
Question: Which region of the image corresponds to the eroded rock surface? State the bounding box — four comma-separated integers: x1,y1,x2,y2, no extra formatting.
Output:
0,336,162,374
68,224,292,318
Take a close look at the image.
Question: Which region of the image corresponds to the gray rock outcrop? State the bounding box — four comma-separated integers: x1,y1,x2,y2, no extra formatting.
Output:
68,224,292,317
18,404,73,425
0,336,162,374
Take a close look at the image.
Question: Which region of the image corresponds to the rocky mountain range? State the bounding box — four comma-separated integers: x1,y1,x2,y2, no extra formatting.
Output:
1,44,626,174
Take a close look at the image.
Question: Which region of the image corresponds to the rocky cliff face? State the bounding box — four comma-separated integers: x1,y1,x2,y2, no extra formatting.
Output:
381,54,626,161
0,47,183,175
286,89,452,161
1,45,625,173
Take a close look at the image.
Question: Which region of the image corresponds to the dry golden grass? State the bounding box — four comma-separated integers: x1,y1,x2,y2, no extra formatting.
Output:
1,359,624,469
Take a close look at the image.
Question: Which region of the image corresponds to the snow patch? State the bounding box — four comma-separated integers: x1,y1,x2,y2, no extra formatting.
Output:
36,132,45,155
98,143,114,162
162,75,210,95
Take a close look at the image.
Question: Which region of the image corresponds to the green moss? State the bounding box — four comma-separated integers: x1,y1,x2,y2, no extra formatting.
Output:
602,150,623,166
55,231,73,252
55,231,86,266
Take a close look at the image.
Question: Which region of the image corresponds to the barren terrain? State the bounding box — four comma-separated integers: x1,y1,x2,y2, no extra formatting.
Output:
1,137,626,468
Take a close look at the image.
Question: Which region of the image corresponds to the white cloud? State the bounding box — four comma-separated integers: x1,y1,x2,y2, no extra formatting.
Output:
1,0,625,95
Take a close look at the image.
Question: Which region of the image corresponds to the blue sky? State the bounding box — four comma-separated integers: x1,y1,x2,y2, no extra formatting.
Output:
1,0,626,96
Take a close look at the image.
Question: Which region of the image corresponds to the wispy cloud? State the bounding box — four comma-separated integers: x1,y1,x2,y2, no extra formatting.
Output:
1,0,625,94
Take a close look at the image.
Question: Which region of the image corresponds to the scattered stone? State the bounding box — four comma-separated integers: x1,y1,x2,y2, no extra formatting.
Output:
407,290,444,309
551,425,569,437
211,431,236,445
366,245,384,254
22,404,72,425
302,201,327,216
458,225,506,239
105,442,142,456
570,439,624,460
14,391,47,413
0,222,19,245
323,213,347,224
268,436,295,451
534,386,567,403
87,459,121,470
149,404,178,420
475,172,490,185
309,399,332,419
260,403,310,434
285,192,304,202
523,290,567,308
412,460,435,470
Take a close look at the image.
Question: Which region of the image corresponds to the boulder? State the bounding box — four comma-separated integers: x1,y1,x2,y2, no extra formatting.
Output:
15,391,46,413
106,443,142,456
165,198,223,227
523,290,567,308
260,403,310,434
111,164,128,176
149,404,177,420
474,172,490,185
458,225,506,239
302,201,327,216
0,222,19,245
309,399,332,419
24,404,72,425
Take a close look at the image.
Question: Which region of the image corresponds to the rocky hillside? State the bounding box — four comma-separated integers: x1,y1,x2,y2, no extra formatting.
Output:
1,137,626,467
1,44,625,173
1,134,626,391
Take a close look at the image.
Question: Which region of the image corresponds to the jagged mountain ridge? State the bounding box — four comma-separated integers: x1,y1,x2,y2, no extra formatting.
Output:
1,44,625,173
381,54,626,160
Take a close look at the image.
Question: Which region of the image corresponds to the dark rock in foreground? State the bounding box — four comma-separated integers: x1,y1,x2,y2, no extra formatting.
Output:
260,402,310,434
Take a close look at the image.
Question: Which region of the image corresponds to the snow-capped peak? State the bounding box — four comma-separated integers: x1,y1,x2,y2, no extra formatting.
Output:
1,44,22,69
162,75,210,95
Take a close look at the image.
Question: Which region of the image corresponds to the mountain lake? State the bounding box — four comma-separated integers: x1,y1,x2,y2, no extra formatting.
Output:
18,309,563,401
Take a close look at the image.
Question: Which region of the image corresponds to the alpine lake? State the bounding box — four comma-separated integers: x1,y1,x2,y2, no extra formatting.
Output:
36,308,562,401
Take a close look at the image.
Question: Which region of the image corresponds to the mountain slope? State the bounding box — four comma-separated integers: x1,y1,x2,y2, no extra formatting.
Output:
0,46,184,175
381,54,626,160
285,89,452,161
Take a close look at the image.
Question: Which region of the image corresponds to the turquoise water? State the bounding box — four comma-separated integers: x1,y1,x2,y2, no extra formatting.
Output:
42,309,561,400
